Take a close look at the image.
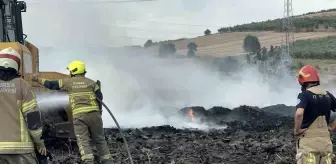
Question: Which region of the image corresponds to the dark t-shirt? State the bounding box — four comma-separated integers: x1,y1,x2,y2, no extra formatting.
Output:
296,90,336,129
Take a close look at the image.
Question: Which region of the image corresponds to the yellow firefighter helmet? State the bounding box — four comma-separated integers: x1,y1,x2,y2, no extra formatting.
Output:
67,60,86,75
0,47,21,72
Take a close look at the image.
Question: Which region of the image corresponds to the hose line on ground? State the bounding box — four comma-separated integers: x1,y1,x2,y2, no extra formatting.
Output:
97,98,134,164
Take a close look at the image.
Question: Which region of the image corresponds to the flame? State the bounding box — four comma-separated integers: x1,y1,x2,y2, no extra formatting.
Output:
188,108,195,121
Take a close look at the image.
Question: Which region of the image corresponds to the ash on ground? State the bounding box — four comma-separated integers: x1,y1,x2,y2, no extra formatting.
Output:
45,105,336,164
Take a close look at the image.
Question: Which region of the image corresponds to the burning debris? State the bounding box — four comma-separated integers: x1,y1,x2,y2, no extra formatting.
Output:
188,108,195,121
41,104,312,164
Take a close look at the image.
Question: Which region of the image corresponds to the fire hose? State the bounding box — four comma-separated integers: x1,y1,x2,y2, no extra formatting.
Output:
36,98,134,164
96,80,134,164
32,78,134,163
97,98,134,164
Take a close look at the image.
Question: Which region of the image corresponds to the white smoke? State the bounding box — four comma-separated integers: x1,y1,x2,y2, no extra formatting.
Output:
34,47,299,129
22,0,305,129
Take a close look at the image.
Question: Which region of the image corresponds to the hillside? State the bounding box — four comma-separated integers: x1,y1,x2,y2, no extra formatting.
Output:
217,9,336,33
148,31,336,57
300,11,336,18
300,9,336,18
146,8,336,58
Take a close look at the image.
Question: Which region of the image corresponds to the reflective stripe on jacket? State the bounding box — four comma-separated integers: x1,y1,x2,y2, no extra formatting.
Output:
0,78,41,154
38,76,100,115
69,91,98,115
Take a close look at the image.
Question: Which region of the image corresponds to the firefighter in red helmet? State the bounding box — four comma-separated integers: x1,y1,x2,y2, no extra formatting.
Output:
0,47,46,164
295,65,336,164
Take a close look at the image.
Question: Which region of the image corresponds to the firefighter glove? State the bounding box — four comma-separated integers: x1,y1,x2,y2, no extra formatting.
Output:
35,140,46,151
37,145,47,156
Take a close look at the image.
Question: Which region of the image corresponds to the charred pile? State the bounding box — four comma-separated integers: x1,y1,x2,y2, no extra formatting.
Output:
41,104,307,164
180,105,294,132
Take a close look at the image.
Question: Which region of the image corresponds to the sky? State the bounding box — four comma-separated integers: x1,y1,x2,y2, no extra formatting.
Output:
23,0,336,48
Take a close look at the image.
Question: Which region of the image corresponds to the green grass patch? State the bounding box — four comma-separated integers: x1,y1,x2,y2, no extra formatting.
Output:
294,36,336,59
291,59,336,73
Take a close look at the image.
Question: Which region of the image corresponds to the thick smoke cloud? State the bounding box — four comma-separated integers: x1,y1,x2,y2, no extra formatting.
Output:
35,47,299,129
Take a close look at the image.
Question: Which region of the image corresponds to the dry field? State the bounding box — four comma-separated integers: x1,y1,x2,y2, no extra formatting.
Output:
151,32,336,57
148,31,336,57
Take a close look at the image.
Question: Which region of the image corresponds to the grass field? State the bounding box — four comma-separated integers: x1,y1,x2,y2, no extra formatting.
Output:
292,59,336,75
294,59,336,67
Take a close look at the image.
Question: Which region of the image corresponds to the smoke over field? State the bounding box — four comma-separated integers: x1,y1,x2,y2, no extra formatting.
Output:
35,47,301,129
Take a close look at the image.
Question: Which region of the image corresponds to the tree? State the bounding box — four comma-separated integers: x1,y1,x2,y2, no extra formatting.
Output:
245,54,251,64
187,42,198,57
243,35,261,54
268,45,275,57
167,43,176,54
256,51,262,61
324,22,329,29
159,43,176,56
144,39,154,48
204,29,211,36
217,56,240,75
261,47,268,61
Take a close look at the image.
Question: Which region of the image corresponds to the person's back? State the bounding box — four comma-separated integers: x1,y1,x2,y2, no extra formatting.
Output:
295,65,334,164
32,60,112,164
63,75,111,164
299,86,333,128
0,78,36,153
0,47,46,164
62,76,100,115
297,86,333,151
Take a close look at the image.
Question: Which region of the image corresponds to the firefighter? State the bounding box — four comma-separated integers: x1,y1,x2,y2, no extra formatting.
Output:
0,47,46,164
295,65,336,164
31,60,112,164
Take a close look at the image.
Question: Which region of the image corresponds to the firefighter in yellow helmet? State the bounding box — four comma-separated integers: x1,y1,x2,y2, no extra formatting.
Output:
32,60,112,164
0,47,46,164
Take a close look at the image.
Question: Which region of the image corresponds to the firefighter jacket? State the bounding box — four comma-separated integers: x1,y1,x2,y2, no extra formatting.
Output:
37,75,102,115
0,78,44,154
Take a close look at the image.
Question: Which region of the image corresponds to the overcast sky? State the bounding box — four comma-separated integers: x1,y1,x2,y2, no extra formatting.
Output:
22,0,336,48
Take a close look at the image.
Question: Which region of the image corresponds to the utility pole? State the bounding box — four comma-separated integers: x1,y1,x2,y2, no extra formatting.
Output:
270,0,294,80
282,0,294,58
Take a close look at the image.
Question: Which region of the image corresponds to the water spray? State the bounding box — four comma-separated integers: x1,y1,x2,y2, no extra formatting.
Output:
97,97,134,164
33,77,134,163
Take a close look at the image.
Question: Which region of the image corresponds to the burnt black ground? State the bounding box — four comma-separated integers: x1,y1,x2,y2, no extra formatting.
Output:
43,105,336,164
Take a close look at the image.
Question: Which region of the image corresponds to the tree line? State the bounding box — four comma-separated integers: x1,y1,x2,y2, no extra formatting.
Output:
242,35,283,63
144,39,198,57
217,16,336,33
217,8,336,33
302,8,336,16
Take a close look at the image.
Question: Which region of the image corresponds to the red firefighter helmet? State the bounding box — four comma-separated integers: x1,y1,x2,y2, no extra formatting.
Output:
297,65,320,85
